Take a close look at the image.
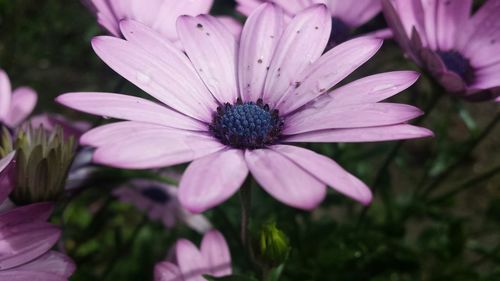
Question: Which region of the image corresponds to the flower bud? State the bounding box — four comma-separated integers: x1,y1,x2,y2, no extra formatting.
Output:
258,221,289,265
1,125,76,204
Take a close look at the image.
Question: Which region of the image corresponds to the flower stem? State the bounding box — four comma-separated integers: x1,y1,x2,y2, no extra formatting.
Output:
419,111,500,198
428,164,500,204
100,215,148,280
239,178,252,248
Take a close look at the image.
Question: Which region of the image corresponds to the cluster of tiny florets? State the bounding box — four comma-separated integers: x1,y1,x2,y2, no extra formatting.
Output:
210,98,283,149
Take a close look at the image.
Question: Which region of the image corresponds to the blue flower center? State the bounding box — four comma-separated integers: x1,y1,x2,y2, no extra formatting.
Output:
210,98,283,149
327,17,351,50
141,186,170,204
436,50,473,83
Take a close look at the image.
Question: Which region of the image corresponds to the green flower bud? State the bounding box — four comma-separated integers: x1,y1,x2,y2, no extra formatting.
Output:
259,221,289,265
0,125,76,204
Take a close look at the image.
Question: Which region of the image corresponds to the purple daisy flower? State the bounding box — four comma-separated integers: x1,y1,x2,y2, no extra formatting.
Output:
57,4,432,213
237,0,391,47
154,230,231,281
382,0,500,101
83,0,241,42
114,179,212,233
0,69,37,129
0,152,75,281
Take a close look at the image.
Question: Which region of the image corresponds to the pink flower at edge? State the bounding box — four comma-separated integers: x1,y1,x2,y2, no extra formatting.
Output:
57,3,433,213
0,69,37,129
382,0,500,102
83,0,242,41
0,152,75,281
236,0,391,47
154,230,231,281
114,179,212,233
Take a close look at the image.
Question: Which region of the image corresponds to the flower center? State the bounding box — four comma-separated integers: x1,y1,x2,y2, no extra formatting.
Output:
327,17,351,50
141,186,170,204
210,98,283,149
436,50,473,83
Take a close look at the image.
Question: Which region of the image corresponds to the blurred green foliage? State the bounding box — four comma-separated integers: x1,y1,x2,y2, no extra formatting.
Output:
1,0,499,280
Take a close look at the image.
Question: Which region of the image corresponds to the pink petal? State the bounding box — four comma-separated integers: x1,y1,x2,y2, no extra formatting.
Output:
177,15,239,104
149,0,214,41
284,103,424,134
154,261,182,281
310,71,420,107
0,203,53,228
11,251,75,278
0,223,60,270
57,92,205,131
176,239,208,281
201,230,232,277
2,87,37,128
179,150,248,213
276,37,383,114
236,0,263,16
92,126,225,169
263,4,331,108
471,62,500,90
435,0,472,50
238,3,285,102
283,124,434,143
0,271,66,281
216,16,243,37
329,0,382,28
91,35,217,122
272,145,372,204
0,69,11,120
245,148,326,210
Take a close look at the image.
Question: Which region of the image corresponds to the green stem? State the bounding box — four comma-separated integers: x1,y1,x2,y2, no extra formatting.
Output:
428,164,500,204
239,179,252,248
101,215,148,280
420,111,500,198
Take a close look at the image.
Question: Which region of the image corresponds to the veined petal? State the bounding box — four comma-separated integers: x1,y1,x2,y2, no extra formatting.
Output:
283,124,433,143
177,15,238,104
284,103,423,134
245,148,326,210
3,87,37,128
11,251,75,279
263,4,331,107
301,71,420,108
155,261,182,281
0,203,53,228
272,145,372,204
329,0,381,28
0,271,66,281
57,92,205,131
176,239,208,281
179,150,248,213
276,37,383,114
435,0,472,50
0,70,11,120
92,127,225,169
0,223,60,270
238,3,285,102
201,230,232,277
91,35,217,122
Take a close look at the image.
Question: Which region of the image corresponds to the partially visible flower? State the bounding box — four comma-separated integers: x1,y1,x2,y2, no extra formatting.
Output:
58,4,432,213
0,152,75,280
237,0,390,48
382,0,500,101
154,230,231,281
83,0,241,42
0,69,37,129
114,179,212,233
0,125,76,205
